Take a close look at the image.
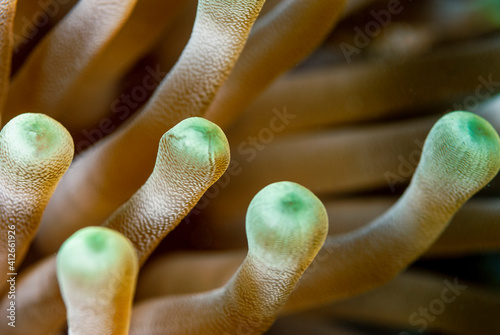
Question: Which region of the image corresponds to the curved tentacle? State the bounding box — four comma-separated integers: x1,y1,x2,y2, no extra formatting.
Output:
103,117,230,264
36,0,267,255
0,117,229,334
227,36,500,142
204,0,347,128
57,0,186,129
284,111,500,312
0,0,16,123
130,181,328,335
203,115,436,235
134,112,500,317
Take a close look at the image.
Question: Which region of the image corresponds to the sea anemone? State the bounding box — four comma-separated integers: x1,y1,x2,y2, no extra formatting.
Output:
0,0,499,334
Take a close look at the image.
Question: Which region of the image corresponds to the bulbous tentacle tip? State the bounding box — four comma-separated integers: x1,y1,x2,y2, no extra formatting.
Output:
57,226,138,285
246,181,328,270
0,113,74,165
159,116,230,169
452,111,500,148
417,111,500,193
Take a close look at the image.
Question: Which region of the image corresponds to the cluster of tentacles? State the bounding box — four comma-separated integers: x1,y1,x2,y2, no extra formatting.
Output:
0,0,499,334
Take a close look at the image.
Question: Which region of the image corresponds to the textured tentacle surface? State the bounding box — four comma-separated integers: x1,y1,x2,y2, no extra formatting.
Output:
0,113,73,290
284,111,500,312
204,115,436,235
130,181,328,334
134,193,500,299
103,117,230,264
36,0,267,255
321,197,500,257
57,227,138,335
200,194,500,254
0,117,229,334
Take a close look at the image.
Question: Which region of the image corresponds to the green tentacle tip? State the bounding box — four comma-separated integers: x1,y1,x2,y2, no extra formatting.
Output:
160,117,230,166
0,113,73,162
246,182,328,268
420,111,500,185
57,227,138,284
454,111,497,141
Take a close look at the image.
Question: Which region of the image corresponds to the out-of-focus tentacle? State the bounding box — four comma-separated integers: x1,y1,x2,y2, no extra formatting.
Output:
57,0,186,130
312,271,500,335
205,0,347,128
5,0,139,121
0,0,17,123
227,36,500,142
